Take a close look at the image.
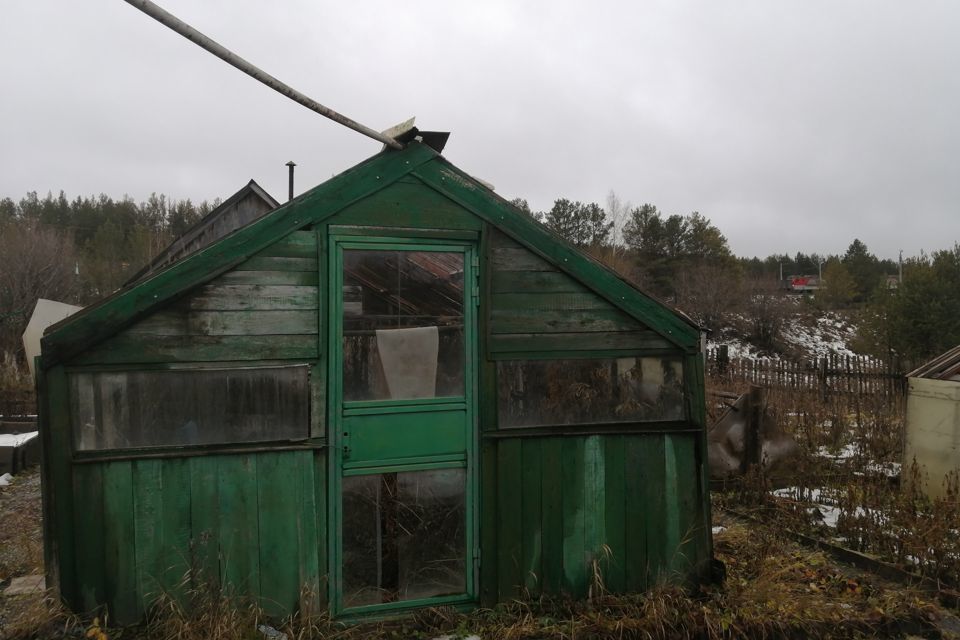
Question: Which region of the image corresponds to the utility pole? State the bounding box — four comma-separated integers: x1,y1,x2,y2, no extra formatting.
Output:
898,250,903,285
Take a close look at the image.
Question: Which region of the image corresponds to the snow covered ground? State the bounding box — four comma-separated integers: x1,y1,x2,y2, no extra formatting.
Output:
708,310,860,361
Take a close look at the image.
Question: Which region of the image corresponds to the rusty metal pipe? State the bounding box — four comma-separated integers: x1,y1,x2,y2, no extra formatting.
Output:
123,0,404,150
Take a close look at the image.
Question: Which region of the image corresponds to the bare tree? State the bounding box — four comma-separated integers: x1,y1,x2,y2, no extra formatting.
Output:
0,222,79,359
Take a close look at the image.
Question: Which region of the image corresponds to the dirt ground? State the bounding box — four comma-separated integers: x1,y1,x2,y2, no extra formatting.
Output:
1,467,959,639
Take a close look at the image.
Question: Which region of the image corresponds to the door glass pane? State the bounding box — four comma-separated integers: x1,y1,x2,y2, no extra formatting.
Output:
342,468,466,608
342,250,465,401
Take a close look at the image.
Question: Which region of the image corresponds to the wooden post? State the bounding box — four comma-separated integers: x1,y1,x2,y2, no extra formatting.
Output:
742,385,763,473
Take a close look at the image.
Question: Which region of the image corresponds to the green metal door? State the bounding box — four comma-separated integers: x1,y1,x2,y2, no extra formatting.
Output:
328,234,478,616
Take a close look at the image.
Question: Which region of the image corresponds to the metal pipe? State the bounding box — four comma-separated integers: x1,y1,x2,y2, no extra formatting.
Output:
123,0,404,150
286,161,296,202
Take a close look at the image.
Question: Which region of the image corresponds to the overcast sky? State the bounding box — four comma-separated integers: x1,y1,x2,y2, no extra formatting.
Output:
2,1,958,259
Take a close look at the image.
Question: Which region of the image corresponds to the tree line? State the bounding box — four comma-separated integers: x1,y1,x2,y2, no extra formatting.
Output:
0,188,956,372
0,190,218,360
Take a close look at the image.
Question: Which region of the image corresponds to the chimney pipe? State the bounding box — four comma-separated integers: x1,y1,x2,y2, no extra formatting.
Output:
285,161,296,202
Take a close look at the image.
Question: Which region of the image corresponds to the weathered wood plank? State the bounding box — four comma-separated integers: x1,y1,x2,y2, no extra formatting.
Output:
623,436,647,590
491,271,590,294
215,270,319,286
411,164,700,349
71,334,317,365
102,460,140,624
490,309,643,334
327,180,482,231
72,463,105,613
126,310,317,337
45,142,438,368
253,231,317,259
234,256,318,272
561,437,586,597
493,292,613,312
174,285,319,311
497,439,523,600
520,438,542,596
488,331,673,355
489,247,553,272
539,438,563,595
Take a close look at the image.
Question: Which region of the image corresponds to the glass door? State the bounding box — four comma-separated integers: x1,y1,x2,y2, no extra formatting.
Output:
329,236,477,615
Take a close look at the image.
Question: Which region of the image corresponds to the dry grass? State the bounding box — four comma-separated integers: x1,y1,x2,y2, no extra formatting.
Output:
3,519,954,639
710,375,960,588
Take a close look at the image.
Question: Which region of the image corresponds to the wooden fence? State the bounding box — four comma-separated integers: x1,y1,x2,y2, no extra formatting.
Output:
706,348,906,399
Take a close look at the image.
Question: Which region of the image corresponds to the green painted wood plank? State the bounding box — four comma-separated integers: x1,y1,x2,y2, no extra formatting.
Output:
539,438,563,595
71,334,317,365
520,438,542,596
218,455,260,599
72,463,105,613
174,285,319,311
490,309,643,334
412,165,700,349
602,435,626,594
622,436,647,590
667,434,697,579
685,353,712,579
490,271,590,294
313,226,328,441
478,440,498,606
296,450,320,614
663,435,682,578
253,230,317,258
159,458,192,602
327,180,483,231
638,435,667,587
257,451,300,617
102,460,140,624
43,142,438,368
234,256,318,272
43,366,76,604
313,451,328,609
488,331,673,355
583,435,605,595
496,439,523,600
493,292,615,312
126,310,318,337
215,270,319,286
561,437,586,598
188,456,221,588
132,459,163,608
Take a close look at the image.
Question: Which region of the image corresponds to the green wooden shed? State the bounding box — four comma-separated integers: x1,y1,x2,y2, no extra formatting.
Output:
37,139,712,623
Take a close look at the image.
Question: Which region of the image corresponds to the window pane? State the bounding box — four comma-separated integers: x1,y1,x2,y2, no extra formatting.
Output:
342,250,465,401
497,357,685,428
342,468,466,608
70,366,309,451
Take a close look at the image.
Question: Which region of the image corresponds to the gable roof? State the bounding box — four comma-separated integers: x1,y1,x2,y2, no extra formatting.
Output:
41,142,700,369
124,179,279,286
909,345,960,381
